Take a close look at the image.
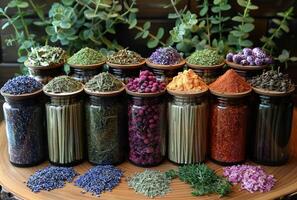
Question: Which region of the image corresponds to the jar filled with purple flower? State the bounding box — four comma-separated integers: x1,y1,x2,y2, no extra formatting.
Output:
126,70,167,166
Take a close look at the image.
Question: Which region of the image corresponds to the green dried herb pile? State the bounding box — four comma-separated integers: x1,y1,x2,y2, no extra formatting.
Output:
187,49,224,66
165,164,232,197
44,76,82,93
127,170,171,198
85,72,123,92
26,45,67,67
107,49,144,65
68,47,106,65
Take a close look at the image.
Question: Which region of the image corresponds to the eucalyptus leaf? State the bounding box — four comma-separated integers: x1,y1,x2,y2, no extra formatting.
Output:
156,27,164,39
62,0,74,6
142,30,149,39
128,13,137,29
1,22,10,30
200,6,208,17
134,31,143,39
143,21,151,30
239,39,253,47
17,2,29,8
241,23,254,32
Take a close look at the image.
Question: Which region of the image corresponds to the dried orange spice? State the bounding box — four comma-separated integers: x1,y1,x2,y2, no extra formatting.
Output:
167,69,208,92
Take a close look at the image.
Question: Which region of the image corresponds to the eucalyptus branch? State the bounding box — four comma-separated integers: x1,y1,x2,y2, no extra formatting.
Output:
28,0,45,21
133,25,166,46
17,7,30,40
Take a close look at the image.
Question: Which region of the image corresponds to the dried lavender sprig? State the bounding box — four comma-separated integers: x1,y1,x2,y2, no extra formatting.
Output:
1,76,43,95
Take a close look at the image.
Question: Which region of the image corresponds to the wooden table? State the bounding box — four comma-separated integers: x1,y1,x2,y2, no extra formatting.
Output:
0,120,297,200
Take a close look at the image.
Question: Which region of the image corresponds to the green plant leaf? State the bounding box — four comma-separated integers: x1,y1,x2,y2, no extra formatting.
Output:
17,56,27,63
241,23,254,32
83,29,93,39
45,26,55,35
213,0,221,5
272,19,281,25
200,6,208,17
220,4,231,11
143,21,151,30
290,57,297,62
142,30,149,39
17,2,29,8
247,4,258,10
134,31,143,39
239,39,253,47
7,1,18,8
147,39,159,48
128,13,137,29
84,10,97,19
211,6,220,13
280,24,289,32
130,8,139,13
62,0,74,6
1,22,10,30
168,13,179,19
231,30,245,37
60,21,72,29
156,27,164,39
237,0,247,7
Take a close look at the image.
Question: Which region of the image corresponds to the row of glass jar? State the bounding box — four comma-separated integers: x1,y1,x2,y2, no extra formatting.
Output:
3,88,293,167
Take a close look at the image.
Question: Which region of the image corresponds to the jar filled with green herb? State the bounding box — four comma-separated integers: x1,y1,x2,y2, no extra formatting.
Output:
24,45,67,84
186,49,225,84
107,49,145,83
44,76,84,166
84,73,127,165
68,47,106,83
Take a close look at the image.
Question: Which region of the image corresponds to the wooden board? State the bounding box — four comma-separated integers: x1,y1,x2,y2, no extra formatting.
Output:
1,121,297,200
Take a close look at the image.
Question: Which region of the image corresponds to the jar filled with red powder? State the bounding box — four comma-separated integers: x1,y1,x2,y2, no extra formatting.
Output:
209,69,252,165
210,96,249,164
127,93,166,166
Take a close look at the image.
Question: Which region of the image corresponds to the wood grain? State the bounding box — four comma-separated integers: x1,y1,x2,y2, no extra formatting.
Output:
1,122,297,200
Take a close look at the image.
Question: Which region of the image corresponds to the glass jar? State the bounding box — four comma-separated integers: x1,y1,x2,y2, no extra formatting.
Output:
46,92,84,166
251,92,293,165
85,94,126,165
128,93,166,166
109,67,142,84
190,67,223,84
27,64,65,84
168,94,208,164
70,67,101,84
210,95,249,165
2,91,46,167
151,68,182,84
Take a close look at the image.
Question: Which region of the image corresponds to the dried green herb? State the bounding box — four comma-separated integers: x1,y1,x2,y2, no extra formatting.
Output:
68,47,106,65
107,49,144,65
187,49,224,66
26,45,67,67
127,170,171,198
85,72,123,92
166,164,232,197
44,76,82,93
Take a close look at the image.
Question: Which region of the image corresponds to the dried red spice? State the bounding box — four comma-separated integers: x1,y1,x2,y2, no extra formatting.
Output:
210,97,248,164
209,69,251,93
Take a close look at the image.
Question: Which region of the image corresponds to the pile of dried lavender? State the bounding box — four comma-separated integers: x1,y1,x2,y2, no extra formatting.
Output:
74,165,123,196
223,165,276,193
127,170,171,198
27,166,77,192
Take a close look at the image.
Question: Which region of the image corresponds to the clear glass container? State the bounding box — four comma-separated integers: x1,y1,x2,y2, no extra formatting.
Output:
151,68,182,84
70,67,101,84
128,94,166,166
210,96,249,165
251,93,293,165
109,67,141,84
46,94,84,166
190,68,223,84
168,94,208,164
85,94,127,165
28,64,65,84
3,92,46,167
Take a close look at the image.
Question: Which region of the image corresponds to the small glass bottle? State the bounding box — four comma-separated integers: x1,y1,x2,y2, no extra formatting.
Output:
85,93,127,165
45,91,84,166
128,93,166,166
210,95,249,165
251,91,293,165
168,93,208,164
2,90,46,167
70,67,101,84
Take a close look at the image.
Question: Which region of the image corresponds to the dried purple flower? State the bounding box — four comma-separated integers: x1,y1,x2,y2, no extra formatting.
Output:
255,58,264,66
223,165,276,193
148,47,182,65
240,60,249,65
1,76,43,95
233,54,243,64
226,53,234,62
252,47,267,59
243,48,253,57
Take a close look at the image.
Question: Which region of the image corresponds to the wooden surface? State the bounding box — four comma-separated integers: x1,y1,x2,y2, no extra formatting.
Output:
1,122,297,200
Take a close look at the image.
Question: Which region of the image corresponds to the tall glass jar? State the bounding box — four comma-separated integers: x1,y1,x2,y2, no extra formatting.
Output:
127,91,166,166
107,61,145,84
2,90,46,167
85,89,127,165
168,91,208,164
26,63,65,84
251,89,294,165
69,63,104,84
45,90,84,166
210,93,250,165
226,61,267,80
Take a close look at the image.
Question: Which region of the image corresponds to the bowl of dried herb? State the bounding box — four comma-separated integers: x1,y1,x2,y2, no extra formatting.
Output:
107,49,145,69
